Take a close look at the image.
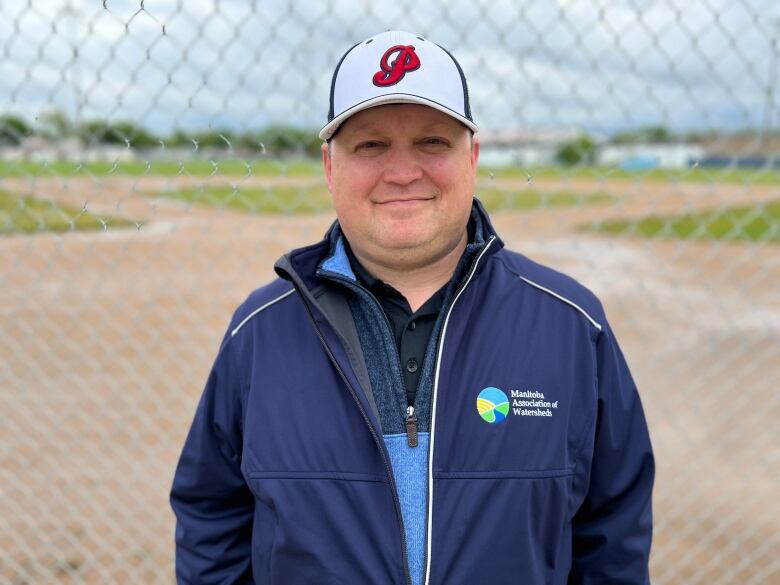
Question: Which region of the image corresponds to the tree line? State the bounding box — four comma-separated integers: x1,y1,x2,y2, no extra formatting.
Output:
0,111,323,157
5,111,738,166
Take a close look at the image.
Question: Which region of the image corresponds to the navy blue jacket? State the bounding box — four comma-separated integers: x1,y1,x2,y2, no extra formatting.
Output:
171,201,654,584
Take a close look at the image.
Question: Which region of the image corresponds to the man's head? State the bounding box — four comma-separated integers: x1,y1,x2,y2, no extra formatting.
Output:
320,31,480,272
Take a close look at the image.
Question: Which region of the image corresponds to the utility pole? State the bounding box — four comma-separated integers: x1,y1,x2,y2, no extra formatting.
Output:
760,14,780,158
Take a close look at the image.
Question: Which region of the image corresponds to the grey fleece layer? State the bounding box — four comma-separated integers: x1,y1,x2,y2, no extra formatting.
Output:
316,205,486,435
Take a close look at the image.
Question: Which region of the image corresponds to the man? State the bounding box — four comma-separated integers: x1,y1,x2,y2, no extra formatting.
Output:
171,30,654,585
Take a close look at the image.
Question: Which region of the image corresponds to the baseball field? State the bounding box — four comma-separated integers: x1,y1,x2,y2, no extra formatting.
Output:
1,163,778,583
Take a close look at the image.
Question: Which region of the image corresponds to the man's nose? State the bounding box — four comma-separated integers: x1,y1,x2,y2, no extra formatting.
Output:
381,147,423,185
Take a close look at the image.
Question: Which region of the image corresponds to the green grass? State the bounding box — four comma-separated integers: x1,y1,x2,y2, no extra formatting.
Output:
590,200,780,243
477,165,780,185
0,190,135,234
2,158,778,185
145,185,614,214
153,185,334,214
478,189,613,211
0,158,323,178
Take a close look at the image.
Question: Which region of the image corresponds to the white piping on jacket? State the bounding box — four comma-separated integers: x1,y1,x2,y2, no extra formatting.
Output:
424,236,496,585
518,276,603,331
230,288,295,337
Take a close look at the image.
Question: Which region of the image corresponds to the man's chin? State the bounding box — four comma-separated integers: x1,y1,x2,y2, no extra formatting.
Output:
370,233,463,268
374,198,434,213
373,229,431,251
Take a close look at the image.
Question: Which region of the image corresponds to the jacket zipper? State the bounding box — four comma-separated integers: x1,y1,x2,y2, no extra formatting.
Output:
422,235,497,585
405,405,418,447
291,281,413,585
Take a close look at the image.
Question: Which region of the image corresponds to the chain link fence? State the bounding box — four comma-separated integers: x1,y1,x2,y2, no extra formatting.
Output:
1,1,778,583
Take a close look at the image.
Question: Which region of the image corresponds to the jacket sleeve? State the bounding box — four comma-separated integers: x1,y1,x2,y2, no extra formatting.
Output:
569,322,655,584
170,329,255,584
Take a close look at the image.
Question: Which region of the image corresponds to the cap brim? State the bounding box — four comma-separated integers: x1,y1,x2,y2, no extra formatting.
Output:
319,94,479,140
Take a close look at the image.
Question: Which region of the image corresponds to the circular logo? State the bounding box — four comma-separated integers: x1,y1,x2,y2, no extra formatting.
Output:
476,387,510,424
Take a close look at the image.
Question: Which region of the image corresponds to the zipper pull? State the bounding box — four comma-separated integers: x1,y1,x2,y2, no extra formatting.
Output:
405,405,418,448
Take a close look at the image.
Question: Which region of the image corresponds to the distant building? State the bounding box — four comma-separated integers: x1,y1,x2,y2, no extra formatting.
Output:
597,143,705,170
477,128,780,170
696,133,780,168
0,136,136,162
477,129,588,167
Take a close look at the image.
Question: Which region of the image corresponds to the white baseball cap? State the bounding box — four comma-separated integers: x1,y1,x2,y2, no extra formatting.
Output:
319,30,478,141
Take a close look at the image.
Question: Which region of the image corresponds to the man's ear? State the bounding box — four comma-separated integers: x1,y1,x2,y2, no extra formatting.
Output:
321,141,332,189
471,135,480,170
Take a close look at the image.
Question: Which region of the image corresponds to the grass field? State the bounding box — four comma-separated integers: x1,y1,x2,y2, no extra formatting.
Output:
2,159,778,185
145,185,614,214
589,199,780,243
0,190,135,234
0,159,321,178
478,165,780,185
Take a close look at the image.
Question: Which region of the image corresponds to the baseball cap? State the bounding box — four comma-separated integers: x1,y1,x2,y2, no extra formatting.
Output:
319,30,478,141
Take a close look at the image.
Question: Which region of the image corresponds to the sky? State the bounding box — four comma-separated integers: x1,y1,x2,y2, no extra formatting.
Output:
1,0,778,137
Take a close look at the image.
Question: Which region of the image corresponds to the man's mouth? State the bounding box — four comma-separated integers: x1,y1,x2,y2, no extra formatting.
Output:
374,196,434,205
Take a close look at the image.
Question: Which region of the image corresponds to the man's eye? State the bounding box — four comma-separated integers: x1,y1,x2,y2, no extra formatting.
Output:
357,141,383,150
422,137,448,146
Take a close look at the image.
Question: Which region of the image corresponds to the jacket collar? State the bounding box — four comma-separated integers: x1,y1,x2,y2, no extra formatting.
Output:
274,197,504,290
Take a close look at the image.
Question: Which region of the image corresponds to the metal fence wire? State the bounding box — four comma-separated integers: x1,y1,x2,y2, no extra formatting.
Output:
1,1,779,583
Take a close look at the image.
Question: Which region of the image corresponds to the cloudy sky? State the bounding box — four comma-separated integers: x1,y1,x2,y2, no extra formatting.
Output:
1,0,778,137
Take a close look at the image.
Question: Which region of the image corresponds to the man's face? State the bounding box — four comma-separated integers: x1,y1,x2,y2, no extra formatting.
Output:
322,103,479,270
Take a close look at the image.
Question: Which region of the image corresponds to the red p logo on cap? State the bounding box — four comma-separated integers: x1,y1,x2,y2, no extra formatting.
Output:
373,45,421,87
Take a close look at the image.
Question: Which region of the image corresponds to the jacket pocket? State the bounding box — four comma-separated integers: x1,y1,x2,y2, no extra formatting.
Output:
245,473,406,585
433,467,574,480
247,470,387,482
429,471,575,585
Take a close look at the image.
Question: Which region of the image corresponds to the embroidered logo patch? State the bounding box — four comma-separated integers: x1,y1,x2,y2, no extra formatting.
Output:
477,387,560,423
476,387,510,424
373,44,421,87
